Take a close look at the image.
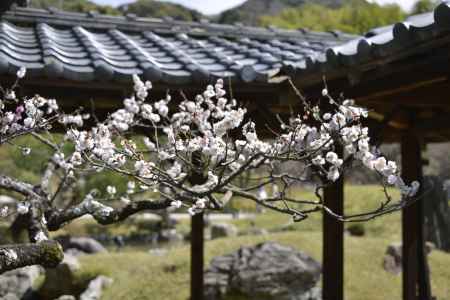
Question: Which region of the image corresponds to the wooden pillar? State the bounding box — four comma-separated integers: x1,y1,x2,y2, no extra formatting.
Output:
191,212,204,300
401,129,430,300
323,146,344,300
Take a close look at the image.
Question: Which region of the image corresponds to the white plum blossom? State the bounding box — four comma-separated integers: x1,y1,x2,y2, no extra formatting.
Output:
0,249,18,265
0,206,8,217
21,147,31,156
170,200,182,209
17,202,30,215
327,166,340,182
70,152,83,166
312,155,325,166
120,196,131,205
127,181,136,194
106,186,117,196
257,187,268,199
17,67,26,79
35,231,48,243
195,198,207,210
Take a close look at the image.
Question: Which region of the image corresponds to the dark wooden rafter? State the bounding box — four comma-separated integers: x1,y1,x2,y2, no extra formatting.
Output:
0,0,27,14
323,141,344,300
191,212,204,300
401,113,432,300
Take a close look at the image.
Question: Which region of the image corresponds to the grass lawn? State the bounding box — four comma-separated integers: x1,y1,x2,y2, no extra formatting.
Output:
69,185,449,299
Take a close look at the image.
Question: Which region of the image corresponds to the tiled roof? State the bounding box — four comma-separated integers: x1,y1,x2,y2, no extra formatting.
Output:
281,2,450,78
0,6,355,85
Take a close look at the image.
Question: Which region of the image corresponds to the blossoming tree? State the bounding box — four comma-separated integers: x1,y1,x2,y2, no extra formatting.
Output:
0,69,419,273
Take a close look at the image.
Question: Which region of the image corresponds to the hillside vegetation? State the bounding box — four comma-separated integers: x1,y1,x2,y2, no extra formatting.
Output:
217,0,348,25
26,0,441,34
259,0,406,34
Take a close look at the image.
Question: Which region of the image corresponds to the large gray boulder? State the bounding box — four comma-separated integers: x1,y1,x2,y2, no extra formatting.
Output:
39,253,81,300
0,265,42,300
56,236,107,255
210,223,238,239
204,242,321,300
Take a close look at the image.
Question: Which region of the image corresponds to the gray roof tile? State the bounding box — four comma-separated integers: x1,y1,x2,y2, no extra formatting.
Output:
282,2,450,78
0,6,354,85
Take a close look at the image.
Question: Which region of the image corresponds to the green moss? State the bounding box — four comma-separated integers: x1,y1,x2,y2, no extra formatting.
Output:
40,241,64,268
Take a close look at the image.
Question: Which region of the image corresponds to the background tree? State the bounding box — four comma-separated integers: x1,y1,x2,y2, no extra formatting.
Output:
260,0,406,34
118,0,202,21
30,0,120,15
411,0,439,14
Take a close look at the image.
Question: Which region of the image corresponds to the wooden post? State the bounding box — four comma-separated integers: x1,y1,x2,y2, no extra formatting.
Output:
323,146,344,300
191,212,204,300
401,129,431,300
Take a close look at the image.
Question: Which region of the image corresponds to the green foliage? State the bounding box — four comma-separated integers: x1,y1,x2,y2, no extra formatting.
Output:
0,134,129,200
217,0,348,25
118,0,202,21
29,0,203,22
30,0,120,15
260,1,406,34
0,135,54,186
412,0,439,14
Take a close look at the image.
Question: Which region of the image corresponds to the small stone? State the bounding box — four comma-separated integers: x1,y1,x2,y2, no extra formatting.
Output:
383,242,402,275
158,229,183,243
346,223,365,237
80,276,113,300
210,223,238,239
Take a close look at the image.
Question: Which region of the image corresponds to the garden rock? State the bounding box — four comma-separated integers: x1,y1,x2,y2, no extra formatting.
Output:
158,228,183,243
80,276,113,300
204,241,321,300
383,242,402,275
0,265,42,300
39,253,81,300
346,223,365,237
56,236,107,254
210,223,238,239
383,242,435,274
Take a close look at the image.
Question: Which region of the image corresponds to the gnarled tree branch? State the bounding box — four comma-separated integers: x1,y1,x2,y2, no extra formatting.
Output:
0,240,63,274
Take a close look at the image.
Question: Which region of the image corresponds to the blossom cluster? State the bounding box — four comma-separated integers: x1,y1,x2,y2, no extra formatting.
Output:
0,68,59,141
273,92,419,197
62,75,419,216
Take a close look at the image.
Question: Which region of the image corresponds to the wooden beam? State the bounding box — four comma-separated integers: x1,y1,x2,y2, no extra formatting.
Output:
289,36,450,90
191,212,204,300
401,125,431,300
323,145,344,300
